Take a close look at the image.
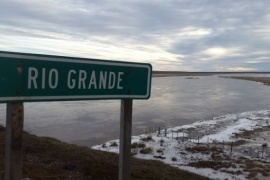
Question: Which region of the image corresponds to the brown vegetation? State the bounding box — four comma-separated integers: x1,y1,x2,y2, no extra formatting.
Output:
0,125,208,179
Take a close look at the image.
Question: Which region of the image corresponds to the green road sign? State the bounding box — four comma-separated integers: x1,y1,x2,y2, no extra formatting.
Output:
0,51,152,103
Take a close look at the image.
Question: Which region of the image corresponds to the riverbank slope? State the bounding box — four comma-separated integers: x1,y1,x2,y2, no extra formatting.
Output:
0,125,208,179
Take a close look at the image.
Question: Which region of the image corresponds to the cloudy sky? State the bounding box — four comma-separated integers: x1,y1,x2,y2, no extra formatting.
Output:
0,0,269,71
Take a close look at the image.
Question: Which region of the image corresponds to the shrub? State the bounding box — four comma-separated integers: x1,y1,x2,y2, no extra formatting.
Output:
262,143,268,149
157,149,163,153
102,144,107,148
138,143,146,148
131,142,138,148
110,141,118,147
160,139,164,146
141,135,153,142
140,147,152,154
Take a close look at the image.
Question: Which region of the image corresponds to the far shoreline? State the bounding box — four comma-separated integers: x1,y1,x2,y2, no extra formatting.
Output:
152,71,270,77
219,76,270,86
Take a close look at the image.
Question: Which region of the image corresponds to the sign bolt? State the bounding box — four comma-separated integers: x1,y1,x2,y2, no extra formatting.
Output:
16,63,23,75
16,90,21,95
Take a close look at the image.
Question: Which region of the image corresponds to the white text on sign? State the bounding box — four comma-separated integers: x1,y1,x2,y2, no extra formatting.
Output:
27,67,124,90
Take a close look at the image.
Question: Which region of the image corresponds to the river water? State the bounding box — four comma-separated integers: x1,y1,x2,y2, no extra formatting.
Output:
0,75,270,146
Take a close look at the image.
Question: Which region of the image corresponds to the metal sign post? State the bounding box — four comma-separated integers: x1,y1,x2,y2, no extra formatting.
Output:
119,99,133,180
5,103,24,180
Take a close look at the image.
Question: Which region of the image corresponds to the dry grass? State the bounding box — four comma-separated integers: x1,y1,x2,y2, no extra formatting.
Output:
233,139,247,146
186,145,222,154
244,159,270,178
1,125,209,179
188,160,232,171
233,130,254,139
186,143,270,179
183,124,270,179
189,157,270,178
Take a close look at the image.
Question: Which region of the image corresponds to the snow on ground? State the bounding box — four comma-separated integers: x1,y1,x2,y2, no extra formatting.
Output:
92,110,270,180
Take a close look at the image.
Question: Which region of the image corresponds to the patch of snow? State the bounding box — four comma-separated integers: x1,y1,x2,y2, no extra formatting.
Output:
92,110,270,180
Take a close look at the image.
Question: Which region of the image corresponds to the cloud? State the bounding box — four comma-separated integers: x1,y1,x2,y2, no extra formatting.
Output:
0,0,270,71
227,67,257,71
199,47,244,62
202,47,229,58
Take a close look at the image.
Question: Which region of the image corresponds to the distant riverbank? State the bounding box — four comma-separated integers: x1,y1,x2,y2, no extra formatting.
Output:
152,71,270,78
219,76,270,86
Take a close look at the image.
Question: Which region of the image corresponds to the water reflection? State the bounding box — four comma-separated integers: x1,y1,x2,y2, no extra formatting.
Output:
0,76,270,146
